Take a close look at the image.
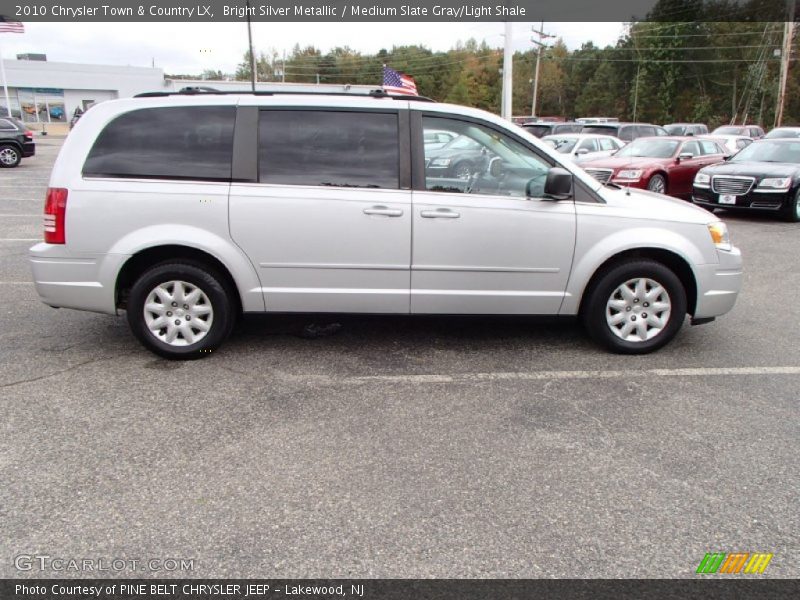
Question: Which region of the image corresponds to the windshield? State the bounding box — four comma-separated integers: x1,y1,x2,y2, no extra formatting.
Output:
730,141,800,163
523,124,550,137
665,125,686,135
764,128,800,139
713,126,743,135
615,139,679,158
544,137,578,153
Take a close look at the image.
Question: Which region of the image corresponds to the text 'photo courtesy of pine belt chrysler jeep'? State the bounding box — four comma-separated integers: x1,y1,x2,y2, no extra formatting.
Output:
29,90,743,359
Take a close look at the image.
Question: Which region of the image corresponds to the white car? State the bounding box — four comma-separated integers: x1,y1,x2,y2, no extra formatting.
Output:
29,90,742,359
697,134,752,156
543,133,625,163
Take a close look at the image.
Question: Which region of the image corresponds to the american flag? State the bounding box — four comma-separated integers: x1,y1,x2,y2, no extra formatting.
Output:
383,65,418,96
0,17,25,33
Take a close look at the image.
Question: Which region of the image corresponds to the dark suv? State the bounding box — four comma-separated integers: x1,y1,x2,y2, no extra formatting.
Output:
522,121,583,138
0,116,35,168
581,122,667,142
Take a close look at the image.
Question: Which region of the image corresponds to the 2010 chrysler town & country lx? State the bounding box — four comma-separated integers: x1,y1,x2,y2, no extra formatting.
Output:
29,90,742,359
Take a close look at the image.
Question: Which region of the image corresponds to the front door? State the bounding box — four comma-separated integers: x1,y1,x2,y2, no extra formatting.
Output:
411,114,577,315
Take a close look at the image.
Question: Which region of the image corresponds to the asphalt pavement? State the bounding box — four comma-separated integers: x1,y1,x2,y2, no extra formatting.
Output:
1,138,797,578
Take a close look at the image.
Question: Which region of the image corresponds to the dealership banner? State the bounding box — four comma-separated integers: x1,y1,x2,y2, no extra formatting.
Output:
3,579,800,599
1,0,791,22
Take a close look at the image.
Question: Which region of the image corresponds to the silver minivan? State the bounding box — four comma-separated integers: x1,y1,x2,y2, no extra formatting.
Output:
30,90,742,359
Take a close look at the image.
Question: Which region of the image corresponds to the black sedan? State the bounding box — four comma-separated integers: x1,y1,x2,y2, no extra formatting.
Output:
425,135,494,179
692,138,800,221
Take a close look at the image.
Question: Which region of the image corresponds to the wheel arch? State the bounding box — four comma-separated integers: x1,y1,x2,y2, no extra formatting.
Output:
577,247,698,317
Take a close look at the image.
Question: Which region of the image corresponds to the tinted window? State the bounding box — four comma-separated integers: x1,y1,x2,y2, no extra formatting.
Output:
83,106,235,180
523,124,551,137
638,126,656,137
730,140,800,163
259,110,398,189
582,125,619,136
0,118,18,130
682,141,701,156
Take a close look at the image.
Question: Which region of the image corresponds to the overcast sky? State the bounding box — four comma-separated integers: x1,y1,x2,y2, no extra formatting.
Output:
0,21,626,74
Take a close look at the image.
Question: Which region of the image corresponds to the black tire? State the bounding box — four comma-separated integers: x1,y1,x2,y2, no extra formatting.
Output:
582,259,687,354
782,189,800,223
646,173,667,194
126,261,236,359
452,161,474,180
0,144,21,168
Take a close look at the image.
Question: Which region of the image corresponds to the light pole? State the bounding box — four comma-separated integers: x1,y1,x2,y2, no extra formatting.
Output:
531,23,554,119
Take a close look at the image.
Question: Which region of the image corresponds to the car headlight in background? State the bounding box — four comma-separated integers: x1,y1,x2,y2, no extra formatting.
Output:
708,222,732,251
756,177,791,190
429,158,452,167
694,172,711,187
616,169,643,180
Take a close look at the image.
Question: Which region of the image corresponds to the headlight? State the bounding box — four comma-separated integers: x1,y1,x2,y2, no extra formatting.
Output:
756,177,791,190
694,172,711,187
616,169,643,180
429,158,451,167
708,222,732,251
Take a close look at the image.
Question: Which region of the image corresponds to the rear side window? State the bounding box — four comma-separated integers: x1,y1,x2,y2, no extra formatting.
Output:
619,127,636,141
259,110,399,189
0,118,18,130
83,106,235,181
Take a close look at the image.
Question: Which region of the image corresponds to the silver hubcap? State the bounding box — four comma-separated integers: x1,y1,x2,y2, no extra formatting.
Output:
0,148,18,165
648,176,665,194
143,280,213,346
606,277,671,342
795,195,800,219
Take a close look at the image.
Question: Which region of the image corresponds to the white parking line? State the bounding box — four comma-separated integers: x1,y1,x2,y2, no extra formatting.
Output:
345,366,800,385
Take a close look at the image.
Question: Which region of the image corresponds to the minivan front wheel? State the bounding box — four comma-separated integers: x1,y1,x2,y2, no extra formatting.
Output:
582,260,687,354
0,145,21,168
127,262,235,359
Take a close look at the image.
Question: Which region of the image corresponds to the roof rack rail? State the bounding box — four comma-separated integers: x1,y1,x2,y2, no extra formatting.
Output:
134,88,435,102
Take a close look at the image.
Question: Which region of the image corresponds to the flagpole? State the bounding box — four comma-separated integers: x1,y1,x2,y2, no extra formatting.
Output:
0,39,12,117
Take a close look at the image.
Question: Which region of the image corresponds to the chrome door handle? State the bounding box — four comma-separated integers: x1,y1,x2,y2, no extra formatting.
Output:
420,209,460,219
363,206,403,217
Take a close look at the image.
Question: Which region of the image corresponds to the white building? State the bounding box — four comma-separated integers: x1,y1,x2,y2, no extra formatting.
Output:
1,58,381,127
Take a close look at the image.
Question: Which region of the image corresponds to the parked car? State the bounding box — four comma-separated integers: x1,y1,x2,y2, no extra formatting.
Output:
0,116,35,168
711,125,765,139
581,136,727,197
29,90,741,358
763,126,800,139
425,134,495,179
692,138,800,221
664,123,709,136
576,117,619,124
521,121,583,138
580,122,668,142
541,133,624,163
49,106,65,120
697,134,752,155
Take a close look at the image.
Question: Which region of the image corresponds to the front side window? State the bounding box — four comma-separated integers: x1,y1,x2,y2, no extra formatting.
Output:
259,110,399,189
423,116,551,198
699,140,721,155
83,106,235,180
577,138,598,153
598,138,617,151
681,141,701,157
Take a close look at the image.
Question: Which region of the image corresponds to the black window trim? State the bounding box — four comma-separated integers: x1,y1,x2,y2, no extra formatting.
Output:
253,106,409,191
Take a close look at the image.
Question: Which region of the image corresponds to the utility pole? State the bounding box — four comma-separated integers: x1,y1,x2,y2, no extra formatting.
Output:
501,21,513,120
246,0,257,92
775,0,796,127
530,22,554,119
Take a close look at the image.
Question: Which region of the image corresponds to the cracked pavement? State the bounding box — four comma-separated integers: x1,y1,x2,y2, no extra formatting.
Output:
0,138,798,578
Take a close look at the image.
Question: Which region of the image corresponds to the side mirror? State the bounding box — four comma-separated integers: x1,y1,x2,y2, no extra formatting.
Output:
488,157,505,178
541,167,573,200
677,152,693,162
575,148,590,155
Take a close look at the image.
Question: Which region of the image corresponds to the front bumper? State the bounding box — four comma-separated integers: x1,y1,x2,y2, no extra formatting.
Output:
692,186,791,212
692,246,743,319
29,243,129,315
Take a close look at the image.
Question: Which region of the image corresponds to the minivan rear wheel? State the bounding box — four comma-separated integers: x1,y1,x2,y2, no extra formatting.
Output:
127,262,235,359
0,145,21,168
582,260,687,354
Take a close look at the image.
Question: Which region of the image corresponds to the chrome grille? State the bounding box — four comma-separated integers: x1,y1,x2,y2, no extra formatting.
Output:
711,176,754,195
584,168,613,183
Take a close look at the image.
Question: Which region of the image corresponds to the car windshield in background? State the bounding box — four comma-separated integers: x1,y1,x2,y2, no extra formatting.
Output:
523,124,550,137
615,139,679,158
730,141,800,163
764,128,800,139
665,125,686,135
547,137,578,153
442,135,482,151
714,126,743,135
